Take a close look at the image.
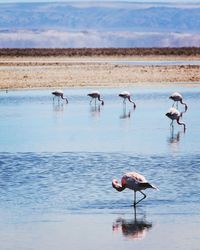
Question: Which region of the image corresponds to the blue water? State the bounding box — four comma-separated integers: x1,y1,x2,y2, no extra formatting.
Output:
0,86,200,250
0,152,199,216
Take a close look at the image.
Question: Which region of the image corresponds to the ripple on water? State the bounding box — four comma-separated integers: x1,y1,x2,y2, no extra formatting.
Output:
0,152,199,215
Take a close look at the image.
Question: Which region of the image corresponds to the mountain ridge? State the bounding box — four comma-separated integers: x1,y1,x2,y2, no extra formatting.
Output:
0,2,200,48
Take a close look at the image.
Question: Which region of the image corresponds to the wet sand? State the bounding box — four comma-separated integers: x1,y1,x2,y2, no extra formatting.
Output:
0,55,200,89
0,213,199,250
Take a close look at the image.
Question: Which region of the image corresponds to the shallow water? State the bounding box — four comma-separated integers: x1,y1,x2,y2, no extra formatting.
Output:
0,86,200,154
0,86,200,250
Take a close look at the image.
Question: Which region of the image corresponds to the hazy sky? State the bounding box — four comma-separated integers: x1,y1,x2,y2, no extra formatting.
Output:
0,0,199,3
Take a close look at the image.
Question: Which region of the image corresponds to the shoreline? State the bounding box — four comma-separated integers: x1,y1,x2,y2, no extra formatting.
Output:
0,55,200,90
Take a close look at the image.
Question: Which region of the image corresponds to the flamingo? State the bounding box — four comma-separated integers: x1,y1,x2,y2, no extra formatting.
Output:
87,91,104,105
52,90,68,104
169,92,187,111
119,91,136,108
165,107,186,131
112,172,157,207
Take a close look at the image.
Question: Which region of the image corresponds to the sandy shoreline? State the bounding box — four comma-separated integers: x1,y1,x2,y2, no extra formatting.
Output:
0,55,200,90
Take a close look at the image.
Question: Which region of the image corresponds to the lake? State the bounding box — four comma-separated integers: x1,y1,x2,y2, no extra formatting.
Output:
0,86,200,250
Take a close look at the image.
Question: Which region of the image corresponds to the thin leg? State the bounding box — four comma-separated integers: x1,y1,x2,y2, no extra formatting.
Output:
170,124,174,136
134,191,146,207
123,103,126,113
133,191,136,207
90,98,93,104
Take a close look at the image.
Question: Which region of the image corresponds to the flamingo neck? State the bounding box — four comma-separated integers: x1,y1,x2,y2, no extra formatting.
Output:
112,179,126,192
98,96,104,105
177,117,186,130
180,100,188,111
128,96,136,108
61,94,68,103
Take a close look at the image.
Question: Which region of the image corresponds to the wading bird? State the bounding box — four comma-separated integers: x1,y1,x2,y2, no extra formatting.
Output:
119,91,136,108
52,90,68,104
165,107,186,131
169,92,187,111
87,91,104,105
112,172,157,207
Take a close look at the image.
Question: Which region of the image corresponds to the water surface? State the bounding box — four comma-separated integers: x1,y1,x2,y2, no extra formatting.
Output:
0,86,200,250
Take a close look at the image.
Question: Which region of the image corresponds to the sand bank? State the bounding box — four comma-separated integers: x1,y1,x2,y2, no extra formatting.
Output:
0,56,200,89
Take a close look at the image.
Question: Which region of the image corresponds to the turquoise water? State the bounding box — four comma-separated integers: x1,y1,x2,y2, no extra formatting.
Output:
0,86,200,250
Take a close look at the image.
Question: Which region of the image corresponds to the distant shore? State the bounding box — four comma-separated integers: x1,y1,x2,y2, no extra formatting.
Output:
0,48,200,90
1,48,200,57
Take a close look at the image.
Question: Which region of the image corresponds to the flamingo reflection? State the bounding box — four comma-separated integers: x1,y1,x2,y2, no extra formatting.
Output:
119,104,134,119
52,102,64,112
90,104,101,117
112,208,152,240
168,129,181,144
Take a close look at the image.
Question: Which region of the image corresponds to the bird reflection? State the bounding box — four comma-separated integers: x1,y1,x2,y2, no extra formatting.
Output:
52,102,64,112
90,104,101,117
112,208,152,240
119,104,135,119
168,129,181,144
167,123,186,144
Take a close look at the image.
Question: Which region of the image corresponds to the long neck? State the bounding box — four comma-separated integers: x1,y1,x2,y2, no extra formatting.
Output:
98,96,104,105
180,100,188,111
177,117,186,130
61,94,68,103
128,96,136,108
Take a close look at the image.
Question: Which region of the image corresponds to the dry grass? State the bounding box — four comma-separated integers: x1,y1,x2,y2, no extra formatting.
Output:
1,47,200,57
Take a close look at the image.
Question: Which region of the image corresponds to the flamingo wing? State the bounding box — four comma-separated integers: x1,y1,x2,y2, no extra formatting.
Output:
125,172,147,183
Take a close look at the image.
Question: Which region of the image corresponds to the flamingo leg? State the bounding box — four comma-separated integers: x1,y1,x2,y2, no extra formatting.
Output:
134,191,137,207
133,191,147,207
123,103,126,113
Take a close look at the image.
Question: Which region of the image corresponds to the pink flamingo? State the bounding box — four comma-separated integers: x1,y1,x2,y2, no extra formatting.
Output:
87,91,104,105
52,90,68,104
169,92,187,111
165,107,186,131
112,172,157,207
119,91,136,108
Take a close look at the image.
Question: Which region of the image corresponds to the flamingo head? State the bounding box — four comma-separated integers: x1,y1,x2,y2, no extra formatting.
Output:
112,179,120,188
112,177,126,192
112,179,124,191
